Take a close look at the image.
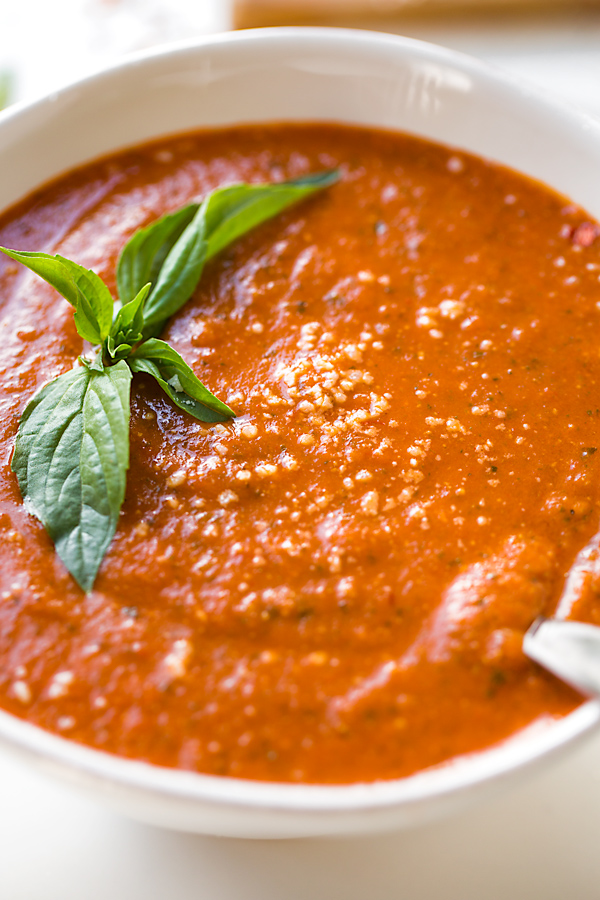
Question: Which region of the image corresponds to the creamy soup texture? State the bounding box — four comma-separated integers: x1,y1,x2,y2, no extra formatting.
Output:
0,124,598,783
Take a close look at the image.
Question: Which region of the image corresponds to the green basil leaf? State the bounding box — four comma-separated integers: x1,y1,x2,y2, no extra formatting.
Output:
0,248,81,306
116,204,198,305
140,205,209,335
109,282,151,354
0,247,113,344
129,338,233,422
203,169,340,264
55,256,114,343
141,170,339,335
12,361,132,591
112,343,133,362
129,357,229,423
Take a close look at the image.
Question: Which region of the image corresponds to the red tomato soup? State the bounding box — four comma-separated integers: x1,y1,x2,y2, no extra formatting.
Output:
0,123,599,783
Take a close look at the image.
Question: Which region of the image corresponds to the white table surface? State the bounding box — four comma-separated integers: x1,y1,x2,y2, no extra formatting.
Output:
3,4,600,897
3,730,600,899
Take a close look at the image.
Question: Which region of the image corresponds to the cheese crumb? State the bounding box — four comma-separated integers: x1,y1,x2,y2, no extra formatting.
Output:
360,490,379,516
255,463,278,478
12,680,31,704
164,639,192,679
218,490,239,507
57,716,76,730
240,423,258,439
48,670,74,699
167,470,187,488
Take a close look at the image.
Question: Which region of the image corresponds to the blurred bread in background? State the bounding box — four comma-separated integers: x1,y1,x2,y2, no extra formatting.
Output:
234,0,600,29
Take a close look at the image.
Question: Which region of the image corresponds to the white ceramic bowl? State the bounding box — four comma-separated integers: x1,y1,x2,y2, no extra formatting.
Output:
1,27,600,839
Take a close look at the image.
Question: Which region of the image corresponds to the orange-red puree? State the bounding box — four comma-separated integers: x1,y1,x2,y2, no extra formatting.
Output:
0,123,598,783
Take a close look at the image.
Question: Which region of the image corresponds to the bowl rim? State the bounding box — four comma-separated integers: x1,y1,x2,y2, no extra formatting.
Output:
1,24,600,821
1,696,599,814
3,24,600,178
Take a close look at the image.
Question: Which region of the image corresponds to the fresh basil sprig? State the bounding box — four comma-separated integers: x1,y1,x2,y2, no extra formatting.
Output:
0,169,339,590
119,168,340,336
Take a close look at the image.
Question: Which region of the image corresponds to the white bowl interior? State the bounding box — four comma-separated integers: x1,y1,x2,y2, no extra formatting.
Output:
0,27,599,838
3,29,600,216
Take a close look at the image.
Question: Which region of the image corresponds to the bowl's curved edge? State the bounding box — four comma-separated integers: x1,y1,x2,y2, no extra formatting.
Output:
2,26,600,210
1,697,599,837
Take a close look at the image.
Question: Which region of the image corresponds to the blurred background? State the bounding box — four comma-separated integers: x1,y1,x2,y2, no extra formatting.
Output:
2,0,600,119
3,4,600,899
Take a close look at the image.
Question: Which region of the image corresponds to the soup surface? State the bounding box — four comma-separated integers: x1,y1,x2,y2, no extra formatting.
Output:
0,123,599,783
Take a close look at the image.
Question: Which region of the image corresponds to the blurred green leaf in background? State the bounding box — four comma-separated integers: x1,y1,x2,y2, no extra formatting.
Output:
0,71,13,110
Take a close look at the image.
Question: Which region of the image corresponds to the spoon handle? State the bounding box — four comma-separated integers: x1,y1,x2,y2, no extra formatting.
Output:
524,618,600,699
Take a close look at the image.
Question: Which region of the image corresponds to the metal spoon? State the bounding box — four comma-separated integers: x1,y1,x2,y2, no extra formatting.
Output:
523,529,600,697
524,618,600,698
